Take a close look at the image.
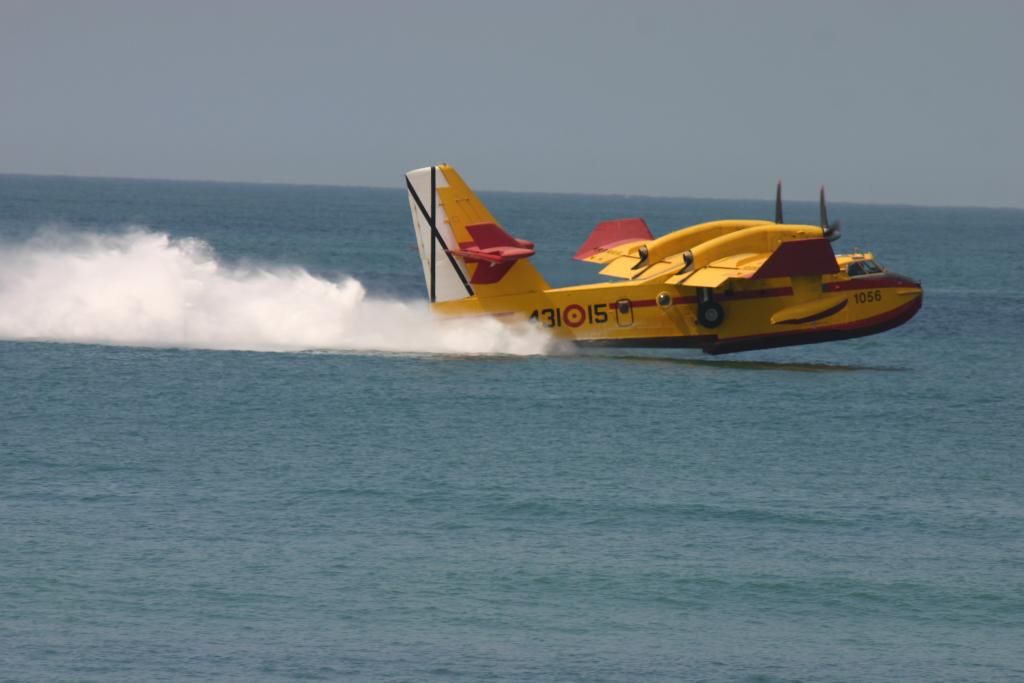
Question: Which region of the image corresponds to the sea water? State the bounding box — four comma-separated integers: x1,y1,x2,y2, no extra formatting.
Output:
1,175,1021,682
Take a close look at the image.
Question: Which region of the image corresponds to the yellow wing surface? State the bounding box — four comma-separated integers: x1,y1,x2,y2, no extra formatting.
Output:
574,215,839,286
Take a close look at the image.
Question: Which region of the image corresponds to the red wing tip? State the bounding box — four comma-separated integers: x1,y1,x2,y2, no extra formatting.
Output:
574,218,653,261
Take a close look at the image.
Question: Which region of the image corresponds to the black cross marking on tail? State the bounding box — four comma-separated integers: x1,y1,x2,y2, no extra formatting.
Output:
406,166,473,301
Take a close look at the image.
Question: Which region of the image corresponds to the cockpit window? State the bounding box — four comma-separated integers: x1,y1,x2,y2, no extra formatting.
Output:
862,260,882,274
847,260,883,277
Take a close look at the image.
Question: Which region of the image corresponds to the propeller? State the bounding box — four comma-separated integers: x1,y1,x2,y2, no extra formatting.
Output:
775,181,783,224
819,186,841,242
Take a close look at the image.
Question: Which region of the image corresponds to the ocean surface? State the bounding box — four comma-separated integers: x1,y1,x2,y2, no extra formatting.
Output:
1,174,1021,682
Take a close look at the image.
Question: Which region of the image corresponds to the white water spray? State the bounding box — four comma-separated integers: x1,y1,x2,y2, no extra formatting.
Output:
0,228,557,355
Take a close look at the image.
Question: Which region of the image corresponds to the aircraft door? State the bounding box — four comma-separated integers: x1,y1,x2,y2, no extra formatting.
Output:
615,299,633,327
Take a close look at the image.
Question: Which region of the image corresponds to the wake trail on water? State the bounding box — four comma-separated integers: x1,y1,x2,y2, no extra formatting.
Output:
0,228,558,355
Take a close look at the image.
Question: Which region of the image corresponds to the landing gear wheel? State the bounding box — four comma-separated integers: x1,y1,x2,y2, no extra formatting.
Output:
698,301,725,328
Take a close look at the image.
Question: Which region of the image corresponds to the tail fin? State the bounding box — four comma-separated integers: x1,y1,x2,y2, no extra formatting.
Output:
405,165,548,302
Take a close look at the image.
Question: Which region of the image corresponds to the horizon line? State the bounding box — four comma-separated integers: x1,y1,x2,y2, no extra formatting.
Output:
1,170,1020,213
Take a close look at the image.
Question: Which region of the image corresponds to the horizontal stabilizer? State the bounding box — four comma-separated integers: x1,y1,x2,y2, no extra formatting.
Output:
407,164,549,299
466,222,534,251
448,222,536,285
752,238,839,279
575,218,653,262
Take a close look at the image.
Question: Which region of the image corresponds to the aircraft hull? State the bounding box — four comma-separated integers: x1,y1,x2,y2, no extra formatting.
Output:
434,271,922,355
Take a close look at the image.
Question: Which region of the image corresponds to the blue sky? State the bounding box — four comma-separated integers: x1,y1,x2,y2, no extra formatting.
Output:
2,1,1022,207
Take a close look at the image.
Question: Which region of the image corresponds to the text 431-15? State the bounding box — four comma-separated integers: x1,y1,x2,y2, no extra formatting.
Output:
529,303,609,328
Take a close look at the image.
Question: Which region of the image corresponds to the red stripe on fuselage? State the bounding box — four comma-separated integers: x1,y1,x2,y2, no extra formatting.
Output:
720,287,793,301
823,274,920,292
610,286,793,310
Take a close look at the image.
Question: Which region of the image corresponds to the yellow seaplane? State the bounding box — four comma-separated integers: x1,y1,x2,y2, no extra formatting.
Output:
405,165,922,354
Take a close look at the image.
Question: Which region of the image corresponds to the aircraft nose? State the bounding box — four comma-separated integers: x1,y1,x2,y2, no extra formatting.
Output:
887,272,921,288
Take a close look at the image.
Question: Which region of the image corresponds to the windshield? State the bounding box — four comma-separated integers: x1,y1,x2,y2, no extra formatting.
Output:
847,259,883,277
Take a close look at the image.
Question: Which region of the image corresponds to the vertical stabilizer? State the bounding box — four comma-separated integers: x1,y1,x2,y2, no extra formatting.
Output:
406,165,473,303
405,165,548,302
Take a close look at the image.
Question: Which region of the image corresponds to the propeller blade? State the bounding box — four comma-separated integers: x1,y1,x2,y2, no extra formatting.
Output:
819,185,829,230
825,220,842,242
775,181,783,224
820,186,841,241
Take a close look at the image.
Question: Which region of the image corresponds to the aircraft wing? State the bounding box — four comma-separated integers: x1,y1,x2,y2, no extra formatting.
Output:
669,239,839,287
574,218,653,266
669,266,750,288
598,253,648,279
666,252,766,287
578,218,776,281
